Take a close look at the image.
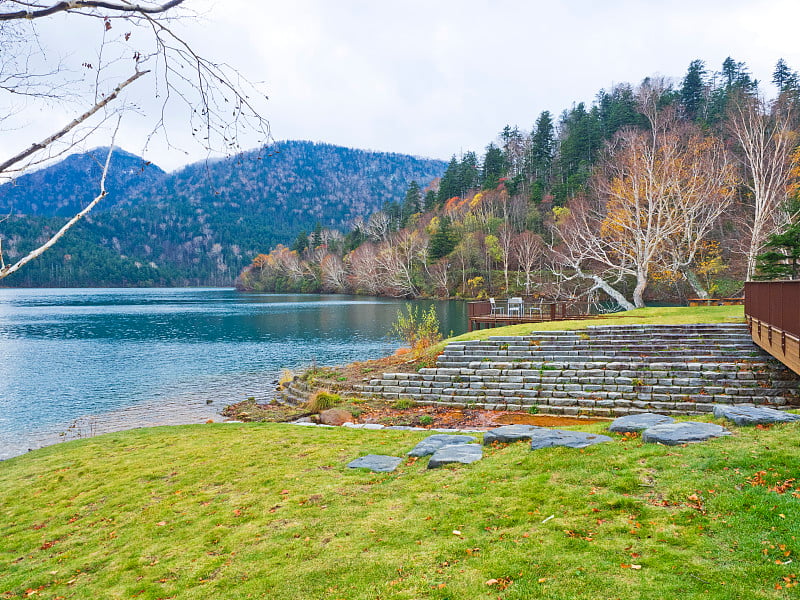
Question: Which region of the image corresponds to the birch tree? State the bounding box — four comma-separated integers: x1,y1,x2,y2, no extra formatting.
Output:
556,107,735,308
513,231,545,295
726,93,798,279
375,230,428,297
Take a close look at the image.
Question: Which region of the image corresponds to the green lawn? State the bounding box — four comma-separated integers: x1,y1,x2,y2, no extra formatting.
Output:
450,305,746,343
2,414,799,599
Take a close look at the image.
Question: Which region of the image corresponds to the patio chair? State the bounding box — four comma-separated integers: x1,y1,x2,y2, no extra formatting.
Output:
489,297,504,315
528,301,544,317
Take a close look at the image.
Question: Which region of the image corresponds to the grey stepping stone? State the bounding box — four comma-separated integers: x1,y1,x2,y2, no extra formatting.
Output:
608,412,675,433
347,454,402,472
427,444,483,468
642,422,731,445
528,429,612,450
483,424,543,445
713,405,800,426
408,434,477,457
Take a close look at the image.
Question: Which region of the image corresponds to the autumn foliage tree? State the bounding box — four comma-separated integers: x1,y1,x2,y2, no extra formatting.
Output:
556,97,736,309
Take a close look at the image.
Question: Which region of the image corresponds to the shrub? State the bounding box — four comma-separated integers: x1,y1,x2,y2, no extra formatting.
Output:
389,304,443,357
305,390,341,413
393,398,416,410
418,415,434,426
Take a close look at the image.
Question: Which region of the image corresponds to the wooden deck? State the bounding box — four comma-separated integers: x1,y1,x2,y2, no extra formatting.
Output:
467,300,590,331
745,282,800,376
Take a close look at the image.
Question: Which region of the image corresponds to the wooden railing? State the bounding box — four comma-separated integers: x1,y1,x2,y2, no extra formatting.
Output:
745,281,800,375
467,300,590,331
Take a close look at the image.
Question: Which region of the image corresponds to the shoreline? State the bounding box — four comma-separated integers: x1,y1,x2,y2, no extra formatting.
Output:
0,395,229,461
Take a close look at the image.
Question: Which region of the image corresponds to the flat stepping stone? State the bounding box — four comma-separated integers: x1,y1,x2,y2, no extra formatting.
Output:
347,454,402,472
642,422,731,445
528,429,612,450
427,444,483,468
408,434,477,457
609,412,675,433
713,405,800,426
483,424,543,445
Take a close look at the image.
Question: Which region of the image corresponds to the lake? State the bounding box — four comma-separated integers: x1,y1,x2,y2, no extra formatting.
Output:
0,288,467,460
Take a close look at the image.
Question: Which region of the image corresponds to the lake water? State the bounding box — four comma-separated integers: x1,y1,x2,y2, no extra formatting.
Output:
0,288,467,460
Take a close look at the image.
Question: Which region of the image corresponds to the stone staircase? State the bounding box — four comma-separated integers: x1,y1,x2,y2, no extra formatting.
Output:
355,324,800,417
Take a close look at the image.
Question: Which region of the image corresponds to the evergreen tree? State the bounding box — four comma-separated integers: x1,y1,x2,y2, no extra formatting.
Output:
755,221,800,280
401,181,421,226
423,189,437,212
527,110,555,180
311,221,323,247
707,57,758,123
720,57,757,91
458,151,480,194
382,200,402,230
343,227,366,253
596,84,644,138
680,59,706,120
553,102,603,203
772,58,799,95
436,157,461,205
291,230,309,254
428,215,458,260
481,143,506,189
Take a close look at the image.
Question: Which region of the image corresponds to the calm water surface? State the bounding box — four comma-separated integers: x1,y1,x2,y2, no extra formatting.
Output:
0,288,467,459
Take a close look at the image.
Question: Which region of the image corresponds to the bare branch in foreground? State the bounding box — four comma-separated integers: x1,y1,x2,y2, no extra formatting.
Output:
0,122,119,279
0,69,147,175
0,0,185,21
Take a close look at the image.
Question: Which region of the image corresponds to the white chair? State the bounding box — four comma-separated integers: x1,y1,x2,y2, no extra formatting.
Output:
489,298,504,315
508,297,523,316
528,302,544,317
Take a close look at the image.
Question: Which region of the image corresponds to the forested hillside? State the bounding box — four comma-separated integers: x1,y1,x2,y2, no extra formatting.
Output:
0,141,447,287
0,148,166,217
239,58,800,308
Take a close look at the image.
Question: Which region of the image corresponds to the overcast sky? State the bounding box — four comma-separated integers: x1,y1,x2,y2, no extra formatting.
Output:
7,0,800,172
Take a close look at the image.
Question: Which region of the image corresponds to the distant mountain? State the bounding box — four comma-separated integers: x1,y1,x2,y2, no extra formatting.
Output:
0,141,447,287
0,148,166,217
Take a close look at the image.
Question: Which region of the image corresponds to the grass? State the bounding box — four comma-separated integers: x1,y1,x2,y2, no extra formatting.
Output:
438,305,745,349
1,415,799,599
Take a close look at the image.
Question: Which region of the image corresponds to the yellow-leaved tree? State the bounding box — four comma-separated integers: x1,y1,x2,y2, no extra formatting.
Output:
555,85,737,308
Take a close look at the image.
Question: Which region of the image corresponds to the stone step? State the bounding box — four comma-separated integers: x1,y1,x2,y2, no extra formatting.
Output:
354,324,799,418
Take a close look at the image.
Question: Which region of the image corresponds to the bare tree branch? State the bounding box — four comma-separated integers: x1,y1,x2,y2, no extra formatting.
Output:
0,121,119,279
0,0,184,21
0,68,146,174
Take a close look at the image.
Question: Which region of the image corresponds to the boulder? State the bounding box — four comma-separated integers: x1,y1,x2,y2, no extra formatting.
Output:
642,422,731,445
712,405,800,426
608,412,675,433
318,408,353,426
346,454,402,472
528,429,613,450
483,424,543,445
427,444,483,468
408,434,478,457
